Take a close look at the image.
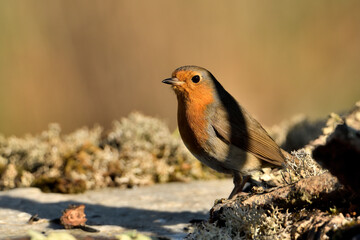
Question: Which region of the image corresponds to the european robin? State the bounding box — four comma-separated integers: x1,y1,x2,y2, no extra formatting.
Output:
162,65,291,199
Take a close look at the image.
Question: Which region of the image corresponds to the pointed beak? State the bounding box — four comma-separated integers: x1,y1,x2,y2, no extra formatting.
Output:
162,78,183,86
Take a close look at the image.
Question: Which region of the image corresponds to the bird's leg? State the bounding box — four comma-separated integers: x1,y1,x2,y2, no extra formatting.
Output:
228,172,250,199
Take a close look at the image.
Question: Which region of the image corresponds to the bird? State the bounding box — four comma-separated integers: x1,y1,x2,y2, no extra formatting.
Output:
162,65,291,199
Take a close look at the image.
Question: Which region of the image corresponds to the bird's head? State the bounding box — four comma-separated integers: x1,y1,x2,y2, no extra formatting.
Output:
162,66,218,103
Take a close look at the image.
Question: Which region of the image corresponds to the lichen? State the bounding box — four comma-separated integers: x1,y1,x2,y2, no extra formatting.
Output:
186,205,291,240
281,148,326,185
0,112,225,193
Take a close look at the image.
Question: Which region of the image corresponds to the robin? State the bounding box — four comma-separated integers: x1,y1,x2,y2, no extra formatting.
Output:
162,65,291,199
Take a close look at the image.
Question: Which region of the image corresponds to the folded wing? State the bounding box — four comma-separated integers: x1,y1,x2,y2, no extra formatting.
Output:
211,103,285,166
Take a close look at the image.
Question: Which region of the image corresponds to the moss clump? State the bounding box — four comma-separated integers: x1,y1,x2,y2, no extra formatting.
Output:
186,205,291,240
32,176,87,194
280,148,326,185
0,112,225,193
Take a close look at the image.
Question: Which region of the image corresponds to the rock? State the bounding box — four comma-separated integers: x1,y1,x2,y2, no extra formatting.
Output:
313,124,360,193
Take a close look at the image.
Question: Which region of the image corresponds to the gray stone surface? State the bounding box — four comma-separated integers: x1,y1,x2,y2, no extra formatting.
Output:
0,179,232,239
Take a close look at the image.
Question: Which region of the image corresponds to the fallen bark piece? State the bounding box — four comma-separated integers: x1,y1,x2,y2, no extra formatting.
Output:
313,123,360,193
246,172,341,207
60,204,87,229
291,211,359,240
203,172,358,240
211,172,342,221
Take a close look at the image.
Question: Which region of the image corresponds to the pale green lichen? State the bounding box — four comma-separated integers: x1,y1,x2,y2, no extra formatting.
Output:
186,205,291,240
0,112,224,193
28,230,77,240
281,148,326,185
116,230,154,240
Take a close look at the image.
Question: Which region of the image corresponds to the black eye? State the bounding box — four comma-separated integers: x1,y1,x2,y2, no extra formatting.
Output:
191,75,200,83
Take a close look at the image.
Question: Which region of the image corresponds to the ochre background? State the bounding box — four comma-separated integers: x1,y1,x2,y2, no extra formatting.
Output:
0,1,359,136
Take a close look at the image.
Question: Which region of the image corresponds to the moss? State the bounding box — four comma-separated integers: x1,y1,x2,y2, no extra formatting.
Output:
0,112,225,193
32,176,87,194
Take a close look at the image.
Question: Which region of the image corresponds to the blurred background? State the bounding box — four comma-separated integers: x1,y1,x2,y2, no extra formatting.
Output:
0,1,359,136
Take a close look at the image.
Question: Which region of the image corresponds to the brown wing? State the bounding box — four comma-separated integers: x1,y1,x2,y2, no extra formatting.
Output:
211,103,285,166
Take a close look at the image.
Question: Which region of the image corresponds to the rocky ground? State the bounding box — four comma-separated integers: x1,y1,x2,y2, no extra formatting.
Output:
1,102,360,239
0,179,233,240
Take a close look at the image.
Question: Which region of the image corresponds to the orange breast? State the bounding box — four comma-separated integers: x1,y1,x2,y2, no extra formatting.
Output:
177,85,215,156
